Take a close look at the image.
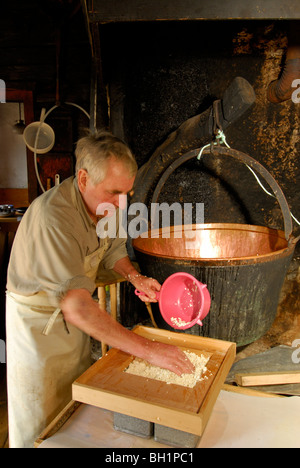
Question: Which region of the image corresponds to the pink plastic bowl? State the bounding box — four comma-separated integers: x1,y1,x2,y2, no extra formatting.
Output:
135,272,211,330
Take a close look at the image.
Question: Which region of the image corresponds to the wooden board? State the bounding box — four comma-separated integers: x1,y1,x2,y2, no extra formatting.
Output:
235,371,300,387
72,326,236,436
226,346,300,396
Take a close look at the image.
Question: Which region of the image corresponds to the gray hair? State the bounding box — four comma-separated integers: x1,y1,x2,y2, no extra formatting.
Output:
75,129,138,184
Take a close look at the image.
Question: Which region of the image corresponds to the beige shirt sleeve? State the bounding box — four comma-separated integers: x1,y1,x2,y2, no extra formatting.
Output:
7,217,96,307
7,178,129,307
7,184,97,306
34,224,97,305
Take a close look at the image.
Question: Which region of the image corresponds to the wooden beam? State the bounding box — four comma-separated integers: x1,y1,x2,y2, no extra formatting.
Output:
235,371,300,387
89,23,109,130
0,189,29,207
86,0,300,23
80,0,94,56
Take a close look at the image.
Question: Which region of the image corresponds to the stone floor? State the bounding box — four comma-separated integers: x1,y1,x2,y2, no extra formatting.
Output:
0,260,299,448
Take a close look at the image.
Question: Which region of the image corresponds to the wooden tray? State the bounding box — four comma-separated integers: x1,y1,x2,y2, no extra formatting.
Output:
72,326,236,436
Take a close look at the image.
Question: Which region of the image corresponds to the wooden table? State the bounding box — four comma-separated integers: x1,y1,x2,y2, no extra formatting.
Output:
35,384,300,449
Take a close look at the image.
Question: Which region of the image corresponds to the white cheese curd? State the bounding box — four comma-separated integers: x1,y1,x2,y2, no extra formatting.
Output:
125,351,210,388
170,317,192,327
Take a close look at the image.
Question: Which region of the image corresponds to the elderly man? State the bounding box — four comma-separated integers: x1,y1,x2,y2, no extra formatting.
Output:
5,130,193,448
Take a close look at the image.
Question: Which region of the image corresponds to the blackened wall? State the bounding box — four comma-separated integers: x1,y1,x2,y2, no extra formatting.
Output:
101,20,299,251
99,20,300,327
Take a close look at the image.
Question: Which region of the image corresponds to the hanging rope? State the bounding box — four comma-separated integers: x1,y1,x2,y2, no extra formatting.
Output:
196,128,300,227
197,129,230,161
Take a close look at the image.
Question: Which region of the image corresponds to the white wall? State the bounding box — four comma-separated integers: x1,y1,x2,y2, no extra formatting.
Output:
0,102,28,188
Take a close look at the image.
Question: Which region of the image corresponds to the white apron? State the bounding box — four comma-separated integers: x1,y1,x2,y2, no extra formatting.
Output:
6,240,109,448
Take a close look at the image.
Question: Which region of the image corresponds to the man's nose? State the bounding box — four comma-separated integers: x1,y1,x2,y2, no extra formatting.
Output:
114,194,127,209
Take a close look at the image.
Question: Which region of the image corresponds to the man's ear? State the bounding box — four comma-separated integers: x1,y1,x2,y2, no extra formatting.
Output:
77,169,89,193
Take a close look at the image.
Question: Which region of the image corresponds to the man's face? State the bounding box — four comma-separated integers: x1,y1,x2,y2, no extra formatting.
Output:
78,157,135,220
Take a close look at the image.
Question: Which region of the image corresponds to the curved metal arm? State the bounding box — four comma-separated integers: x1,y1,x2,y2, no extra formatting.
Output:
151,146,293,242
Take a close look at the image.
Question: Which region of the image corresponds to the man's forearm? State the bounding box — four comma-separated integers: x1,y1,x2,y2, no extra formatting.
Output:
60,288,194,376
113,256,140,281
61,288,149,357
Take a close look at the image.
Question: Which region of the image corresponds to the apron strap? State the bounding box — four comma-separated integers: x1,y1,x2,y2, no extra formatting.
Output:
42,308,69,336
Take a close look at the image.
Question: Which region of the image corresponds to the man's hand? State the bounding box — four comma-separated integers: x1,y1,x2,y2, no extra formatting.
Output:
113,257,161,303
131,274,161,303
144,341,195,376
